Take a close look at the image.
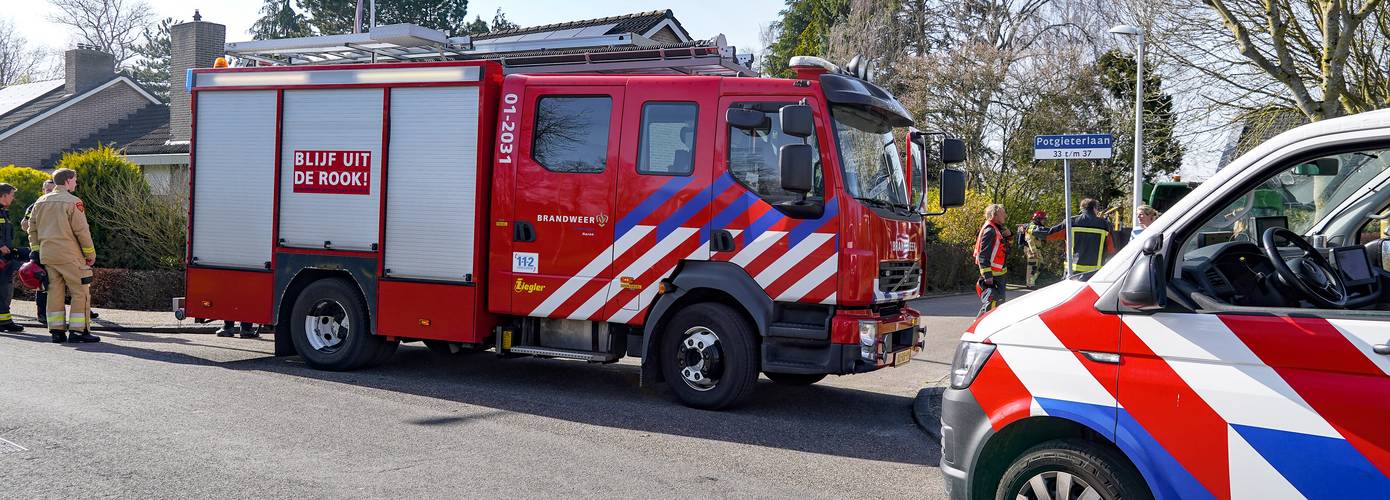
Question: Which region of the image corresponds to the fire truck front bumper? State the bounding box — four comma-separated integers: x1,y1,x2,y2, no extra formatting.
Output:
761,307,923,376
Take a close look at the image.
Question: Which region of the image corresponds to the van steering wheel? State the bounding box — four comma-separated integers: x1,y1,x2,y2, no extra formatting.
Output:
1261,227,1348,309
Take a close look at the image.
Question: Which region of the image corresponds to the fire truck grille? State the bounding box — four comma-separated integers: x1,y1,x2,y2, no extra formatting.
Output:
878,261,920,294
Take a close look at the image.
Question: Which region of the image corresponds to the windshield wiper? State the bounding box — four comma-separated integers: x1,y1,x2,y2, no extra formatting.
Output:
855,197,913,215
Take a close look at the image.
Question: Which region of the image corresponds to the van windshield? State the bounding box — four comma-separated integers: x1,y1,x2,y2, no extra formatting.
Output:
831,105,908,212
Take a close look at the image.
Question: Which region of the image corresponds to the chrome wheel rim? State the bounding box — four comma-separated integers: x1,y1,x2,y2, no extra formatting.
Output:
1015,471,1101,500
304,299,350,353
675,326,723,392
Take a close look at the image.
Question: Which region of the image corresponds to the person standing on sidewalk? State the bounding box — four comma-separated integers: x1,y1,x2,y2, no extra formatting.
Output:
27,169,98,343
216,320,259,338
973,204,1011,316
1017,210,1047,289
23,180,96,327
0,183,25,332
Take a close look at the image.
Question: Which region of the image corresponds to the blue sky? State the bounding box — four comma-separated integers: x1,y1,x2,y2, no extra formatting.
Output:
9,0,785,62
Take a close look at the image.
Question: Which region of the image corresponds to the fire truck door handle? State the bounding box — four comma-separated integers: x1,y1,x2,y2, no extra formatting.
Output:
710,229,736,252
514,221,536,242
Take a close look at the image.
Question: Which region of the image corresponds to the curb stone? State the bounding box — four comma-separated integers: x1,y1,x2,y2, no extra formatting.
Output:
15,321,219,334
913,386,945,443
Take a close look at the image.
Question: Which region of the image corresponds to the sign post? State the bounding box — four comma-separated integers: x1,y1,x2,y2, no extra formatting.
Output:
1034,134,1114,278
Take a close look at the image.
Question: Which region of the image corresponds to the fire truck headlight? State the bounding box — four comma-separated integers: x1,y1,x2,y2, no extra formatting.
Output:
949,341,996,389
858,320,877,361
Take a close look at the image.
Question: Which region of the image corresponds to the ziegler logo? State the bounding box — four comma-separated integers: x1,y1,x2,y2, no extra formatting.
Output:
514,279,546,294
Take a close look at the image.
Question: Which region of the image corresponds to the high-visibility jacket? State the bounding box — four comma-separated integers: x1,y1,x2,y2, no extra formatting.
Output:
1036,211,1115,272
974,220,1009,277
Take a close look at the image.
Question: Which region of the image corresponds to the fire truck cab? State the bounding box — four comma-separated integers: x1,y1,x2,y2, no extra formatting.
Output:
177,37,966,409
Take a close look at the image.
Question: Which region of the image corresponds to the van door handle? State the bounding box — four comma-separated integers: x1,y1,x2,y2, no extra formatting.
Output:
514,221,536,242
1375,343,1390,355
710,229,736,252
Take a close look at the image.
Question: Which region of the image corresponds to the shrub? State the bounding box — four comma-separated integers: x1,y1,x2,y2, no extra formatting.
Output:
0,165,54,247
51,146,185,270
87,268,185,310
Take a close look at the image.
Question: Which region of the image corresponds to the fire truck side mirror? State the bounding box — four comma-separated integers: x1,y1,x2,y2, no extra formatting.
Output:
727,108,769,130
941,138,967,164
779,105,814,138
779,143,814,194
940,168,966,209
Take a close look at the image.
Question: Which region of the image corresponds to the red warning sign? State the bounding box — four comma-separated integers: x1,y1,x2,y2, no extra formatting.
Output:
292,150,371,195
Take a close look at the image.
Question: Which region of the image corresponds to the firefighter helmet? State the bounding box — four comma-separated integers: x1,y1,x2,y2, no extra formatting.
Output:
18,261,45,290
1032,211,1047,219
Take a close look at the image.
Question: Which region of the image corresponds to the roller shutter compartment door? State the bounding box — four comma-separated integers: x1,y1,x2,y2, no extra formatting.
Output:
384,86,480,281
191,90,277,269
278,88,384,251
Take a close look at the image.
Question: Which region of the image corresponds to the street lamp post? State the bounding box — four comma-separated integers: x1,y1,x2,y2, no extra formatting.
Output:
1110,25,1144,229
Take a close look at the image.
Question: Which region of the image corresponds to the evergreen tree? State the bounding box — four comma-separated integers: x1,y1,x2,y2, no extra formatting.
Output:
298,0,470,36
464,15,489,35
1098,50,1184,181
130,17,177,102
490,8,518,32
251,0,311,40
764,0,850,78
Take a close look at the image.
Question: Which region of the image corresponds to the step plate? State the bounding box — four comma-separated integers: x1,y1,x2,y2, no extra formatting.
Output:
508,346,618,362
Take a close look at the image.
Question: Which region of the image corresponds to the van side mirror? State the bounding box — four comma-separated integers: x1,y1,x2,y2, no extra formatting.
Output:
1121,234,1167,311
941,138,967,164
780,104,814,138
940,169,966,209
1293,157,1339,176
780,143,814,194
727,108,768,130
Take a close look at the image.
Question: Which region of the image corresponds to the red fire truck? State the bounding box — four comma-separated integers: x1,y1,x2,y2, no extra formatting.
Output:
175,31,966,408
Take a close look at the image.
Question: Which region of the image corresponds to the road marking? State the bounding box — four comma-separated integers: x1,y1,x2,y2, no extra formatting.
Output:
0,437,28,453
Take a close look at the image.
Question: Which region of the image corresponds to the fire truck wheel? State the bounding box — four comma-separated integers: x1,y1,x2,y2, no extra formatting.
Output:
660,302,758,410
764,372,826,385
995,439,1151,500
290,278,383,371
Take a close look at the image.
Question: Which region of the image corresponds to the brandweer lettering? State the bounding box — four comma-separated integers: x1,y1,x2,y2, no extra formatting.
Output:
536,214,596,224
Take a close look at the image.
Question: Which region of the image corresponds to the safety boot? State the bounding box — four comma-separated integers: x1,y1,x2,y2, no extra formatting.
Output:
0,322,23,332
216,325,237,337
50,330,66,343
67,332,100,343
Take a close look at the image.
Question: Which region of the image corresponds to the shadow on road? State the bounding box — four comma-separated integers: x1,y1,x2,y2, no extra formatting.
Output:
46,333,943,466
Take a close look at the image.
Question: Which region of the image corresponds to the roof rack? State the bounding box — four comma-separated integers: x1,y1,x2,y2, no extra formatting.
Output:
224,23,757,77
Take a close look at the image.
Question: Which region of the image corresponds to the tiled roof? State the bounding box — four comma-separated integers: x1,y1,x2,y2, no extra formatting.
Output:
0,79,63,118
0,86,71,134
123,114,185,156
473,10,683,41
41,104,176,167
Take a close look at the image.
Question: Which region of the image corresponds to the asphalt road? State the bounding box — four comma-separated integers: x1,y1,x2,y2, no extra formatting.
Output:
0,294,985,499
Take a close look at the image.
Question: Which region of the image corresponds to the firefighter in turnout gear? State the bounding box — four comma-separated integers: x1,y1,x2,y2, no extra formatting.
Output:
1019,210,1047,288
973,204,1011,316
1033,198,1116,275
26,169,98,343
0,183,25,332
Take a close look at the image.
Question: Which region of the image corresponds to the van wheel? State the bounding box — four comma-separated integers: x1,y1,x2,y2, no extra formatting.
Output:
997,439,1151,500
765,372,826,385
660,302,758,410
290,278,383,371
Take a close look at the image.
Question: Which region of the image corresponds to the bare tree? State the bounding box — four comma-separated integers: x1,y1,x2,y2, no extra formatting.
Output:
0,17,48,85
47,0,153,66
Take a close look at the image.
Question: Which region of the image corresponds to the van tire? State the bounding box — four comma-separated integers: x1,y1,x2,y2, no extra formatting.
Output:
290,278,382,371
660,302,758,410
996,439,1151,500
765,372,826,385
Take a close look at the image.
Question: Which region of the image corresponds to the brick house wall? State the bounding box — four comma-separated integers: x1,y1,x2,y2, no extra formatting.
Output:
0,80,155,168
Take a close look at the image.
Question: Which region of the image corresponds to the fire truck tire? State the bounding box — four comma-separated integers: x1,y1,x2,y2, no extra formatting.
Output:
995,439,1151,500
290,278,383,371
764,372,826,385
660,302,758,410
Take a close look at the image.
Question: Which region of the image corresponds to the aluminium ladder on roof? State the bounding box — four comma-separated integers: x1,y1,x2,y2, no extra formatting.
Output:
223,23,757,77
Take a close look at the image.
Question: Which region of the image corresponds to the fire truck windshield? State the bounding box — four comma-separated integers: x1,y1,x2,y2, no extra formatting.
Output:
831,105,909,213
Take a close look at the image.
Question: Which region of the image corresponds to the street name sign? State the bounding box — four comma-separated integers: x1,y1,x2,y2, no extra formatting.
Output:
1034,134,1114,160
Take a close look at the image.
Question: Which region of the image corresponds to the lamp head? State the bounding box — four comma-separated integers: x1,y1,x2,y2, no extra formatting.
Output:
1109,24,1141,36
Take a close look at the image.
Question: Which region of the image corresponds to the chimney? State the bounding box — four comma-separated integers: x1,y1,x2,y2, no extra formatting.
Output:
64,45,115,96
170,11,225,143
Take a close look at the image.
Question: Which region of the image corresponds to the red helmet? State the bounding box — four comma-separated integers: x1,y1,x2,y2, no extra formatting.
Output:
1033,211,1047,219
18,261,46,290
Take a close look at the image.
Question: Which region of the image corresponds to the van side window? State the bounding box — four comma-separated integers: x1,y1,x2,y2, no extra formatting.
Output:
637,102,698,176
533,96,612,173
727,101,822,204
